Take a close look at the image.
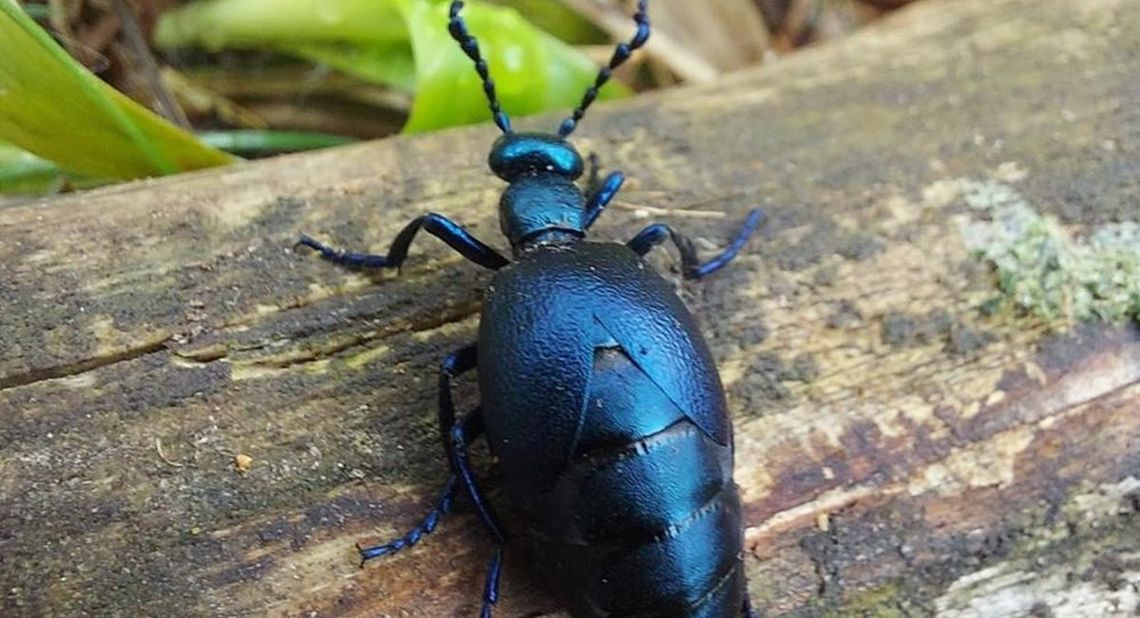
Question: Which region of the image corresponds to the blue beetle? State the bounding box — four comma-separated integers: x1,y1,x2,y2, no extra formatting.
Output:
299,2,763,616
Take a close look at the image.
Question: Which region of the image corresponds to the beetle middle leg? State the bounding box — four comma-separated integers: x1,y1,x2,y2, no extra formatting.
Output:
298,213,510,271
440,346,508,543
357,342,507,615
356,473,459,565
356,405,490,566
626,208,765,279
441,344,509,617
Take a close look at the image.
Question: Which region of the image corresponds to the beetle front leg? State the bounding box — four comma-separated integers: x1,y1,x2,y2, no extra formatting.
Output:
298,213,510,271
584,172,624,230
580,152,624,230
626,208,764,279
583,173,624,231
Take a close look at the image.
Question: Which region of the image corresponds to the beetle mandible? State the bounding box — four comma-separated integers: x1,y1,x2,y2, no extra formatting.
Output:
299,1,764,616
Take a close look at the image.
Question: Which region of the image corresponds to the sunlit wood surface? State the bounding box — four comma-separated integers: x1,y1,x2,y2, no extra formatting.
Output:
2,0,1137,614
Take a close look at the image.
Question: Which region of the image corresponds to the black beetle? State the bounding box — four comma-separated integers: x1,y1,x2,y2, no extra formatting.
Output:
299,1,763,616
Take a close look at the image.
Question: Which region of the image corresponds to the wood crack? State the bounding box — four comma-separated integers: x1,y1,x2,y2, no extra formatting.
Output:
0,335,171,391
171,299,483,371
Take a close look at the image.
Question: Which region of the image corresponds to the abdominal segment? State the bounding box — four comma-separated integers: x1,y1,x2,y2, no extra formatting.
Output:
527,348,745,618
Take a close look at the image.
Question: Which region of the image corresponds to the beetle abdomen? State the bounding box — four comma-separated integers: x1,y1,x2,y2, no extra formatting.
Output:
529,348,745,617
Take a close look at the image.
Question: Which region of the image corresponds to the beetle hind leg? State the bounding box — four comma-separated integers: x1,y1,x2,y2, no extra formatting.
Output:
480,545,505,618
449,415,507,618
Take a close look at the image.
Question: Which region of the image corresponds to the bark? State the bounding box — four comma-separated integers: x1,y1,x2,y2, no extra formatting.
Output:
1,0,1137,615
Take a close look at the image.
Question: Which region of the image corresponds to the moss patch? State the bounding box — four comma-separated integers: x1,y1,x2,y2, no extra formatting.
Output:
954,179,1140,324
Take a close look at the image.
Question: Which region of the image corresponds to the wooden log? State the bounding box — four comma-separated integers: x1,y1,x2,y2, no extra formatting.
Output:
1,0,1137,615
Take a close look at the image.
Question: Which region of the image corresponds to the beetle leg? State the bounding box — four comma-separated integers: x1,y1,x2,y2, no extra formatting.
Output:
625,209,764,279
584,171,624,230
440,346,509,544
446,415,508,545
451,416,506,618
743,593,758,618
440,345,509,617
480,545,504,618
298,213,509,271
356,474,459,566
356,406,488,566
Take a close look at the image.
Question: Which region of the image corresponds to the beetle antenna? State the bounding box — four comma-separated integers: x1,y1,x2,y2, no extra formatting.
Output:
558,0,650,138
448,1,512,133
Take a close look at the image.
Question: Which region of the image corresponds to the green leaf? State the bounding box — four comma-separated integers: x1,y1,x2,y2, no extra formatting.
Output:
0,1,235,179
155,0,627,133
153,0,417,89
399,0,624,133
489,0,606,44
198,130,356,155
291,40,417,92
153,0,409,49
0,140,66,195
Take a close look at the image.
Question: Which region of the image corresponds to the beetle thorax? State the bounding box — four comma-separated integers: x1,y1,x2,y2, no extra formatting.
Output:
499,175,586,251
489,132,588,250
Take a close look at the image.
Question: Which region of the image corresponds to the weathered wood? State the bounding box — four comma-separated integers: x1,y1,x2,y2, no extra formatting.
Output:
2,0,1138,615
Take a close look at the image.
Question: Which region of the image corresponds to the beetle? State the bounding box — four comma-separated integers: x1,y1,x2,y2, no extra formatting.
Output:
298,1,763,616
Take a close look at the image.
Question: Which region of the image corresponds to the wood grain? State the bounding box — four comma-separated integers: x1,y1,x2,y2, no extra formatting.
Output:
1,0,1137,615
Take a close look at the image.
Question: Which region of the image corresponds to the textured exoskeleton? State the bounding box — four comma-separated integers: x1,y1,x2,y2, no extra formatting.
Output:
299,1,764,615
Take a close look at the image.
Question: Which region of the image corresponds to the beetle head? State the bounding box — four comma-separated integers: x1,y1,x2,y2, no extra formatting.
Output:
488,132,584,182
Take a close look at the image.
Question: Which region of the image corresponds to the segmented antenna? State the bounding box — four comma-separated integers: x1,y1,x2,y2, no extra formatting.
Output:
448,1,512,133
558,0,650,137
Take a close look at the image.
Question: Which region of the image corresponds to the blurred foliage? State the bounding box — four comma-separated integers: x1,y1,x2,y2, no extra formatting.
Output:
154,0,625,133
197,129,356,155
0,0,234,189
1,0,913,197
0,139,67,195
490,0,605,43
0,0,618,195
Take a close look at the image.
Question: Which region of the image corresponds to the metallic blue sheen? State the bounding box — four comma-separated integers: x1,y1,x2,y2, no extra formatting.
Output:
489,132,585,181
478,242,746,616
499,175,586,246
299,1,766,616
584,171,624,229
479,243,731,495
